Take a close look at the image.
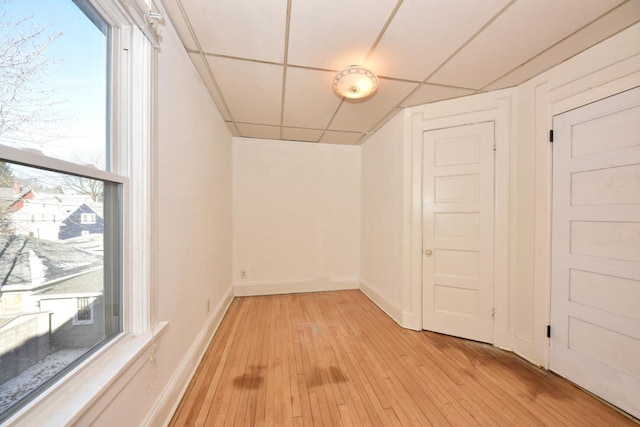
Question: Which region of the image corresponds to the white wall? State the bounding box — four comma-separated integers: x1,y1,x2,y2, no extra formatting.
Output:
233,138,360,296
79,19,234,426
360,112,406,322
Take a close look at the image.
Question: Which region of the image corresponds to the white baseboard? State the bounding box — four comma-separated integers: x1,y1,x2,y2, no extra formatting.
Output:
233,277,359,297
359,278,404,325
143,286,234,427
401,310,421,331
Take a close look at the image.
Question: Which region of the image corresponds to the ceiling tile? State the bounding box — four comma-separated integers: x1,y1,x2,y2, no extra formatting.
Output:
207,57,283,125
368,0,510,82
189,53,232,121
484,1,640,91
287,0,398,70
282,127,323,142
162,0,198,51
329,78,417,132
400,84,476,108
237,123,281,139
320,130,364,145
180,0,286,63
429,0,625,89
282,67,341,129
161,0,637,145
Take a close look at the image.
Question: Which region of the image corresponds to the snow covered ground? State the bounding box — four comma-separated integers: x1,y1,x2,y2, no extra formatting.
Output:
0,346,89,415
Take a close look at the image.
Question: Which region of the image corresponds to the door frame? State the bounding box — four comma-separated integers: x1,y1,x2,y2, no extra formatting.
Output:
405,91,513,349
536,80,640,367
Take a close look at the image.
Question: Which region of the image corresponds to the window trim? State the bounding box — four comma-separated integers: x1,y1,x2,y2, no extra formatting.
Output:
0,146,127,185
82,0,156,336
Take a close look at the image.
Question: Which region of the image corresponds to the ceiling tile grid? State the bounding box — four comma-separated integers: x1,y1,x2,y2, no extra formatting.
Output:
181,0,287,62
282,67,342,129
287,0,399,70
368,0,511,82
484,0,640,91
164,0,640,145
428,0,627,89
206,57,283,126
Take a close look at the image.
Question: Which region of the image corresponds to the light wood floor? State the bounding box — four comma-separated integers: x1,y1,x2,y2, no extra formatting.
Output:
170,290,637,426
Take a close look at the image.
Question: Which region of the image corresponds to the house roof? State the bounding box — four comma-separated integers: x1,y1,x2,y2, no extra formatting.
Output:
33,268,103,296
16,193,103,218
0,235,103,292
0,187,31,212
60,234,104,256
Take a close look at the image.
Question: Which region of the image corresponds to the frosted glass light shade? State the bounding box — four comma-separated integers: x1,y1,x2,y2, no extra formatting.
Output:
333,65,379,99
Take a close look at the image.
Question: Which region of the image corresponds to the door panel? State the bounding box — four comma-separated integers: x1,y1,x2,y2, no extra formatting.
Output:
550,86,640,419
422,122,495,343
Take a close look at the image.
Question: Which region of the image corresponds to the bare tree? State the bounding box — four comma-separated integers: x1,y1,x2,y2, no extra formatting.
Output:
60,175,103,202
1,2,104,203
57,153,105,202
0,0,63,146
0,161,15,187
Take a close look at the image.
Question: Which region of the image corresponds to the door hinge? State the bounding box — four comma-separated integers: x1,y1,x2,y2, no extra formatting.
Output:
493,141,496,155
549,129,554,143
491,307,495,319
546,325,551,338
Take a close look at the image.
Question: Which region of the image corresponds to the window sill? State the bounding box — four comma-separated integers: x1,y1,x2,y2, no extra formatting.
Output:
5,321,169,427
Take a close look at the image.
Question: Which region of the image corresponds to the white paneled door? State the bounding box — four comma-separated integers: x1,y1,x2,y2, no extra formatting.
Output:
422,122,495,343
550,86,640,419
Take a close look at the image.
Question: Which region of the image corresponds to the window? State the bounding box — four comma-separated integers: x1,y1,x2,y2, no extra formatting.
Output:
0,0,155,422
0,0,129,420
81,213,97,224
74,297,94,324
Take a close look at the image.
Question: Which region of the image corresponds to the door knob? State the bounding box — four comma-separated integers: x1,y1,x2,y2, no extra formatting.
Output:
424,249,433,257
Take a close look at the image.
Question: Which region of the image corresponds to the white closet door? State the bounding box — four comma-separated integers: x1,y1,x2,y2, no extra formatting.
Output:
551,86,640,419
422,122,495,343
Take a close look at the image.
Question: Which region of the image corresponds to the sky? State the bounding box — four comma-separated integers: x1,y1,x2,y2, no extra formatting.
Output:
0,0,107,170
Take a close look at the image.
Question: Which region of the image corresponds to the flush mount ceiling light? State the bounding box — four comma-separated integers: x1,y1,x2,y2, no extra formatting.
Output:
333,65,379,100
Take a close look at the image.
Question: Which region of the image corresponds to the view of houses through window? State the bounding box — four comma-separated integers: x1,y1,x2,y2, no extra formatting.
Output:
0,0,120,419
0,162,108,415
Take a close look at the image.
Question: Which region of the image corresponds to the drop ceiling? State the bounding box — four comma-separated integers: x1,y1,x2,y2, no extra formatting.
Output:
162,0,640,145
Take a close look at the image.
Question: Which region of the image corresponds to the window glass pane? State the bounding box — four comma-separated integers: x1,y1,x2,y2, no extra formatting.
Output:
0,161,120,418
0,0,108,170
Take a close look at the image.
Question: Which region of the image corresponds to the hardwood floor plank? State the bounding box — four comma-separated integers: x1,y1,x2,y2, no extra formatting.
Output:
171,301,240,426
225,300,258,426
284,296,303,420
170,290,638,427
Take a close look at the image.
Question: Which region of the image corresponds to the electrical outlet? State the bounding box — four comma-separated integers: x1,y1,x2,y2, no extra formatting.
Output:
240,270,246,279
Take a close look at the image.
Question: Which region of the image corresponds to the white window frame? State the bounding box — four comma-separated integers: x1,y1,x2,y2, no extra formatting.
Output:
1,0,163,424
